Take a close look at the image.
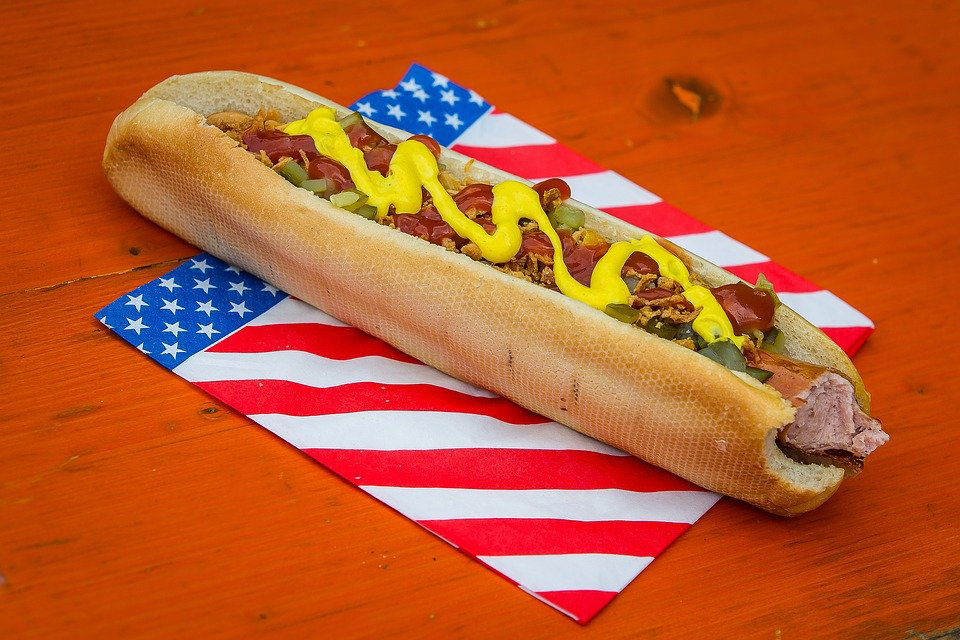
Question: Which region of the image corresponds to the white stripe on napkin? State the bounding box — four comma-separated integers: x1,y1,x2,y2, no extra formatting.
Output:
778,291,874,328
246,297,349,327
453,112,556,147
665,230,770,267
561,171,663,208
361,487,721,523
251,411,628,455
480,554,655,592
175,351,495,397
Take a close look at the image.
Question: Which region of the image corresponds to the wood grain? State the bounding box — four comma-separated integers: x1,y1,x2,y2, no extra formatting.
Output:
1,0,958,637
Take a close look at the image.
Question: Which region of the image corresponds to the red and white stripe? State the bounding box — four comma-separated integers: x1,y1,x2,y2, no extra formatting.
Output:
450,111,874,356
175,297,719,623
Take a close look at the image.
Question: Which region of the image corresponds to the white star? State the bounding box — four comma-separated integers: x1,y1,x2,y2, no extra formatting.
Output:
381,89,399,98
125,294,148,312
99,316,113,329
228,301,251,318
412,88,429,102
417,110,437,127
160,342,185,360
228,281,250,295
190,258,212,273
196,300,218,316
356,102,376,116
468,89,484,106
124,317,149,335
431,72,449,87
224,265,241,274
444,113,464,129
196,322,221,339
439,89,460,106
135,342,151,355
158,277,181,292
399,78,422,92
193,278,217,293
386,104,406,121
162,321,186,337
261,283,279,296
160,298,183,314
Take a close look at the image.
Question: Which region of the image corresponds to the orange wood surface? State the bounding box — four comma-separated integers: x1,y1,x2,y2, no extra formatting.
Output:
1,1,958,637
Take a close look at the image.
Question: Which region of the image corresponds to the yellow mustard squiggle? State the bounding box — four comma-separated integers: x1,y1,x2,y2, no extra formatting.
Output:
284,108,743,347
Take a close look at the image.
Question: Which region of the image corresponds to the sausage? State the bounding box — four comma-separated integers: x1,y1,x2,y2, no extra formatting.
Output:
750,350,888,469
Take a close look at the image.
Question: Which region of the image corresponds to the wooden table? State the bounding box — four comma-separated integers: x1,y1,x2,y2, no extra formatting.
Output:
2,1,958,637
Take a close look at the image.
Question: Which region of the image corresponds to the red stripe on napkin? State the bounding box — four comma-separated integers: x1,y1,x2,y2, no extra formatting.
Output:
196,379,547,423
306,448,705,491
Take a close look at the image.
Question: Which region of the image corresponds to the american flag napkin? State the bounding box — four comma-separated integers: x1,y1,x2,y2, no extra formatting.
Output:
96,64,874,624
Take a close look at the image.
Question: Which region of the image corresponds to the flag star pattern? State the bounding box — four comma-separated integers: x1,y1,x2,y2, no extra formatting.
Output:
443,113,464,130
439,88,460,105
193,278,216,293
160,298,183,314
399,78,421,92
189,258,212,273
196,300,218,316
350,64,489,145
98,254,288,370
163,321,186,337
197,323,220,339
229,301,251,317
158,277,181,292
386,104,406,120
161,342,185,360
98,64,874,624
125,294,148,312
124,317,148,334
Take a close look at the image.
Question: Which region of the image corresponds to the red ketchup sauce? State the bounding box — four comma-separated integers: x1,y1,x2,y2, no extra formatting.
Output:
517,231,660,286
364,144,397,176
395,207,496,247
394,183,497,248
624,252,659,276
454,183,494,215
242,129,320,164
630,287,694,312
408,134,441,157
307,157,354,193
711,282,776,334
345,121,388,151
395,206,461,246
532,178,572,207
354,132,441,176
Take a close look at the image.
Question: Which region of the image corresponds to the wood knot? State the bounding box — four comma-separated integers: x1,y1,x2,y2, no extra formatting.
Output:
652,76,722,121
198,403,222,419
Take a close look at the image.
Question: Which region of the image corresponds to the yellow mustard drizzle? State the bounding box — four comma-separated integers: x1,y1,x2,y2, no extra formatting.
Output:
285,108,744,348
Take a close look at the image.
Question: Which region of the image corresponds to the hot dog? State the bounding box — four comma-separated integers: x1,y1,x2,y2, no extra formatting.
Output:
103,71,888,515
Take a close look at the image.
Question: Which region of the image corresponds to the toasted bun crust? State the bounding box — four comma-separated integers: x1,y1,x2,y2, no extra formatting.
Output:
103,71,860,515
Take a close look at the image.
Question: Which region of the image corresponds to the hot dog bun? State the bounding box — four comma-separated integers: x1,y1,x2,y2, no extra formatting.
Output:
104,71,871,515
